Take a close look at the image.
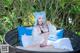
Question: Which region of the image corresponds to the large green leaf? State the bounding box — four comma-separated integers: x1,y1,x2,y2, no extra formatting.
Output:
0,35,3,44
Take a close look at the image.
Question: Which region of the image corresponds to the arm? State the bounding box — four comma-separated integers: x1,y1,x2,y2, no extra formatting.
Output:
40,31,50,46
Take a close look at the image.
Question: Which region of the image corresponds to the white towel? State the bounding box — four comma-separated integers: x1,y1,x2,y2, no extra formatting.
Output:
53,38,73,51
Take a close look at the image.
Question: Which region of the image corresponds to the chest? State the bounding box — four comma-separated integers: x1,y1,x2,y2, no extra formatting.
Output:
37,25,49,34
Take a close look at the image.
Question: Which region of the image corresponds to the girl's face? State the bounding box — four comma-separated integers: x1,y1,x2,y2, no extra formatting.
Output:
38,16,43,25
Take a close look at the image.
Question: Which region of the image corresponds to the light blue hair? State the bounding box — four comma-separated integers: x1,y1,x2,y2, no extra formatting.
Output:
33,11,46,26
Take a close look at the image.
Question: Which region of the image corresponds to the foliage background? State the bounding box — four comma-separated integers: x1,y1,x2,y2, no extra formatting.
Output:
0,0,80,43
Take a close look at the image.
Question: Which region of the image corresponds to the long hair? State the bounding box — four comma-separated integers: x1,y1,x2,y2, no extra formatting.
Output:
33,11,46,26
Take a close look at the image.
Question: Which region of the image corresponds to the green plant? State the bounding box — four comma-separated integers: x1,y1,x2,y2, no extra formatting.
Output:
76,32,80,36
0,35,4,44
0,0,80,43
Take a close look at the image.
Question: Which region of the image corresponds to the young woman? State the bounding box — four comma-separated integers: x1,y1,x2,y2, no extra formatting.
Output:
32,16,57,47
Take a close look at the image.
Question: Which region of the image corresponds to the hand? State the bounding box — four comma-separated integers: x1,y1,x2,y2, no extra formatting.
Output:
45,32,50,35
40,41,47,47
